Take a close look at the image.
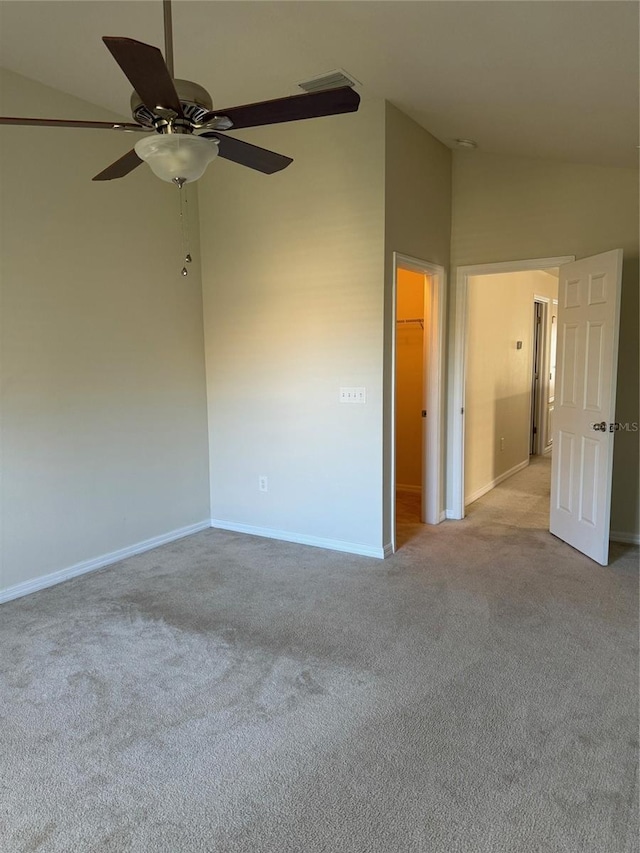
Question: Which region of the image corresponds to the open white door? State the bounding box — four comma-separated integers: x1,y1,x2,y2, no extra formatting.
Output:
422,269,445,526
550,249,623,565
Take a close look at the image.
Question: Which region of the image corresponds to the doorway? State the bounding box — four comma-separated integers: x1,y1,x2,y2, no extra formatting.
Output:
448,256,572,519
395,268,425,506
530,299,545,455
530,295,558,457
390,253,445,551
449,251,625,565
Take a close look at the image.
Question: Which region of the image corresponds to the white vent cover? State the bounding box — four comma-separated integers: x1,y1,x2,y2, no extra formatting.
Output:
298,69,360,93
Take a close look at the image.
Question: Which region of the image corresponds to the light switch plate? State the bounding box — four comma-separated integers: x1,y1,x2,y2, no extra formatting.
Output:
340,387,366,403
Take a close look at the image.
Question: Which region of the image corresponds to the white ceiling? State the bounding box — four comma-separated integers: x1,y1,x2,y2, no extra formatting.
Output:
1,0,638,168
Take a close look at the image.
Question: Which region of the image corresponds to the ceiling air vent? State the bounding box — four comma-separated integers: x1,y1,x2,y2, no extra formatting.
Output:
298,69,360,93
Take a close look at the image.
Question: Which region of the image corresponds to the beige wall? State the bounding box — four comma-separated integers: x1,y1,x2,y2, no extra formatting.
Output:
451,151,639,535
384,103,452,540
0,70,211,594
465,270,557,503
200,100,452,552
396,269,424,490
198,97,387,551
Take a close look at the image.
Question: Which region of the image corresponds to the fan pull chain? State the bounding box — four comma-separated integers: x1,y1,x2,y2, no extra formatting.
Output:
175,178,193,276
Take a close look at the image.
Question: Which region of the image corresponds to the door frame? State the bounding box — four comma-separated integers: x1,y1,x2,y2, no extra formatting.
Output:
390,253,446,550
447,255,574,520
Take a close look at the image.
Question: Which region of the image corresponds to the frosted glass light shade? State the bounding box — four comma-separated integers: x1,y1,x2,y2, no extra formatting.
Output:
134,134,219,183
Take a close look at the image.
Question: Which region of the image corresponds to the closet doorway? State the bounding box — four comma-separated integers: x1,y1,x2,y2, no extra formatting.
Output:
391,253,445,550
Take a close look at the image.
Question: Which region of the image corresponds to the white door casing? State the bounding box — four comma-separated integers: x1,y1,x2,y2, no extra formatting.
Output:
550,249,623,565
546,299,559,453
422,264,446,526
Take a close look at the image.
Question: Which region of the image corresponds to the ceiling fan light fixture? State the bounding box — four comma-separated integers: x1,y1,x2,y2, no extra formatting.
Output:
134,133,218,183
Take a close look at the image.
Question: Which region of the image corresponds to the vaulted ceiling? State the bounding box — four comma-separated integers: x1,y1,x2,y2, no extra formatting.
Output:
1,0,637,169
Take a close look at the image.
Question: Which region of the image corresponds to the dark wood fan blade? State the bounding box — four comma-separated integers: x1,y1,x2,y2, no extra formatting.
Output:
102,36,183,117
92,149,144,181
0,116,147,131
214,86,360,130
200,132,292,174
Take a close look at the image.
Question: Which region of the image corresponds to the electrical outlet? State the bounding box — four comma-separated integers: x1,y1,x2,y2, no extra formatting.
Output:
500,437,505,451
258,475,268,492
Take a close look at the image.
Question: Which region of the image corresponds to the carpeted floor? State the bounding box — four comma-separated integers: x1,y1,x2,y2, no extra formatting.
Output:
2,457,638,852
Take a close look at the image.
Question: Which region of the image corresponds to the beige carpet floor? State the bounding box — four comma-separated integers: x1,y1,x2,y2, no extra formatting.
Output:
2,457,638,852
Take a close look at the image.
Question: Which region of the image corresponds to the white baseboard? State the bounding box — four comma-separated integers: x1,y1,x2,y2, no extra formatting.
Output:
0,520,211,605
210,519,386,559
610,530,640,545
465,459,530,507
396,483,421,494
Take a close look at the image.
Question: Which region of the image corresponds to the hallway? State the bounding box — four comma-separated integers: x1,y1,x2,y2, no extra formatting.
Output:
396,456,635,568
397,455,552,546
465,454,552,530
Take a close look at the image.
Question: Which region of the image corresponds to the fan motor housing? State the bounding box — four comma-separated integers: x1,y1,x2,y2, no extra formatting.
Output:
131,78,214,127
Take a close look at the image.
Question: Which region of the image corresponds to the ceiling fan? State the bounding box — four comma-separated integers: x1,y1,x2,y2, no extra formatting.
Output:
0,0,360,185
